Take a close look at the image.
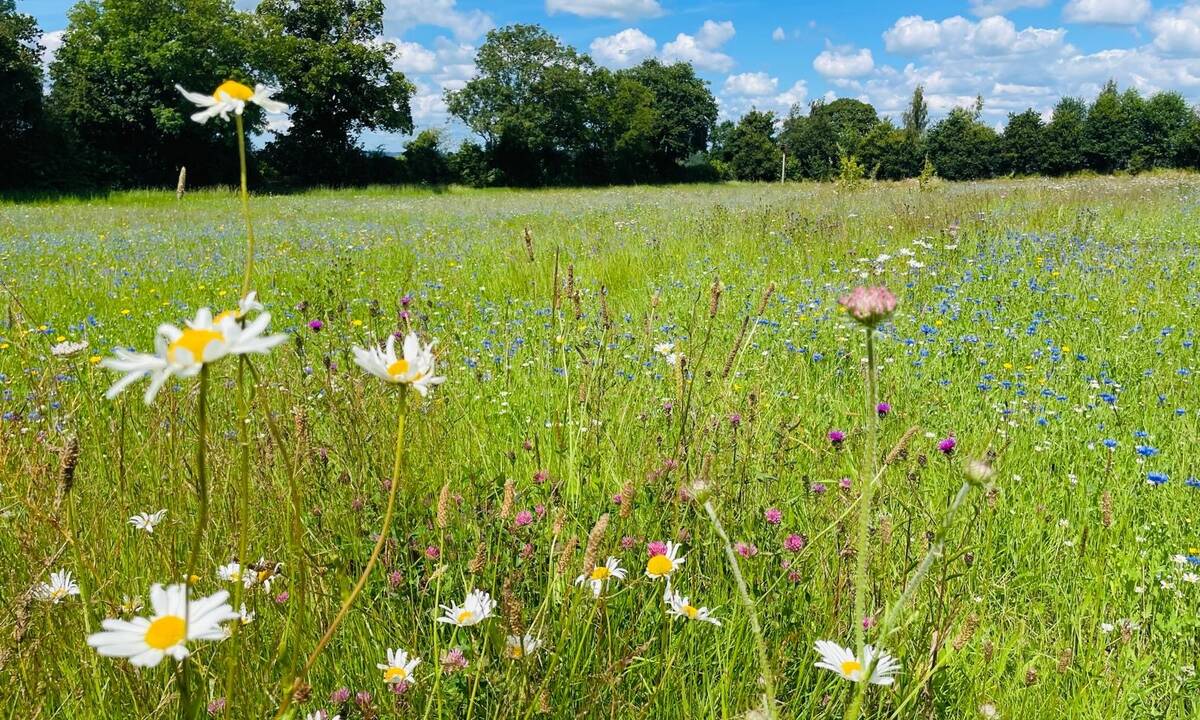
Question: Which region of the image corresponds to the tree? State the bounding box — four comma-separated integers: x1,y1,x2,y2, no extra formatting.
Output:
617,60,717,180
725,109,780,181
401,129,452,184
0,0,45,189
589,69,660,183
1136,91,1195,170
49,0,256,187
1001,109,1046,176
449,141,495,187
902,85,928,138
858,119,921,180
779,99,878,181
255,0,415,186
926,107,1000,181
1084,80,1141,173
1043,96,1087,175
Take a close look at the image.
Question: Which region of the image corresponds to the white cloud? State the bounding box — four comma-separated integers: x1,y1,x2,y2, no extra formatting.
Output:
1149,3,1200,56
392,40,438,74
590,28,657,67
39,30,64,68
813,45,875,78
969,0,1050,17
1063,0,1150,25
772,26,786,42
662,20,736,72
546,0,662,21
882,15,1066,57
384,0,493,40
723,72,778,96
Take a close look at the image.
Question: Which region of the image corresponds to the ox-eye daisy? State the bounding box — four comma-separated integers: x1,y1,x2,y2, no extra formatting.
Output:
352,332,445,397
176,80,287,124
505,633,542,659
437,589,496,627
34,569,80,603
645,541,686,580
814,641,900,685
576,557,626,597
129,509,167,534
377,648,421,685
87,583,238,667
101,303,287,404
665,589,721,626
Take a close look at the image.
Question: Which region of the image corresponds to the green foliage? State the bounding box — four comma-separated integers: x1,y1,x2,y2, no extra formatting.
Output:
858,119,921,181
917,154,937,190
1001,109,1047,176
448,140,495,187
617,59,717,179
834,148,866,191
927,108,1001,181
1043,96,1088,176
1084,81,1142,173
0,0,45,189
723,109,780,181
902,84,928,137
254,0,415,187
780,99,880,181
402,129,453,185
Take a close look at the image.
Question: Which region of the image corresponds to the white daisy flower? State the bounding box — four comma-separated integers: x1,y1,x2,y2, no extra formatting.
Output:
34,569,80,603
575,557,626,598
51,339,89,357
176,80,288,124
653,342,679,365
436,589,496,627
351,332,445,397
129,509,167,534
645,541,686,580
237,604,254,625
814,640,900,685
216,561,244,585
665,589,721,626
101,304,287,404
86,583,238,667
505,633,542,659
377,647,421,685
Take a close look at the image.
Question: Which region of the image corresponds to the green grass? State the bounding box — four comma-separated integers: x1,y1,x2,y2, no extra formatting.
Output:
2,174,1200,719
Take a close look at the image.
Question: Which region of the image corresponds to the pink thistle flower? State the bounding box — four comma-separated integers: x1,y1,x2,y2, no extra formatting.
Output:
838,286,897,328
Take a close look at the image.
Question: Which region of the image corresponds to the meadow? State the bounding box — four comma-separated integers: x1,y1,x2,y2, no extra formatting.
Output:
1,174,1199,719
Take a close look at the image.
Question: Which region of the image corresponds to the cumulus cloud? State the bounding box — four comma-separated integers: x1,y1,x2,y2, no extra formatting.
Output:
883,15,1066,57
772,27,786,42
1062,0,1150,25
384,0,492,40
39,30,64,68
392,40,438,74
813,45,875,78
662,20,736,72
590,28,657,67
968,0,1049,17
1149,3,1200,56
723,72,778,96
718,77,808,119
546,0,662,21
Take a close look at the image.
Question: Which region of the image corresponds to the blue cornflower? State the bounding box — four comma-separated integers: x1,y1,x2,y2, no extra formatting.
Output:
1136,445,1159,457
1102,439,1117,450
1186,477,1200,489
1147,471,1168,486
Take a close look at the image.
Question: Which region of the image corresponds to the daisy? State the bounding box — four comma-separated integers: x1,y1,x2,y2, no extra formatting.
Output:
505,633,542,659
34,569,80,603
665,589,721,626
351,332,445,397
51,339,89,357
645,541,686,580
87,583,238,667
377,648,421,685
436,589,496,627
653,342,679,365
216,561,246,586
129,509,167,534
101,305,287,404
814,641,900,685
575,557,626,597
175,80,288,124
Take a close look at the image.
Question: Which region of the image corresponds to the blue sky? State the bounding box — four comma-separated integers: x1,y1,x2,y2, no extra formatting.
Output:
25,0,1200,151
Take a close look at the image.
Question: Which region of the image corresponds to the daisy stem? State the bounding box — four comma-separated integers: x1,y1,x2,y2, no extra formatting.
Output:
274,397,407,720
224,355,253,718
235,113,255,300
702,499,776,719
181,364,210,720
853,328,879,654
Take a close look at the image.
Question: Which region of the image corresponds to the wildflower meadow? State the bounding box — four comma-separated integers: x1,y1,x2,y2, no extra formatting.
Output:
3,153,1200,718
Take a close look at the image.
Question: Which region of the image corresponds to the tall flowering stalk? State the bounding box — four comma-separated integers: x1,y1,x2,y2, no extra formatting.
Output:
838,287,896,661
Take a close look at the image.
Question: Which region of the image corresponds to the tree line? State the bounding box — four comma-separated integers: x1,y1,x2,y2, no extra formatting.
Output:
3,0,1199,193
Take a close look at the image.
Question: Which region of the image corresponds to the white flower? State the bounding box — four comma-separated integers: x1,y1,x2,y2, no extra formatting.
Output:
665,589,721,626
51,339,89,357
101,304,287,404
645,541,686,580
575,557,626,598
351,332,445,397
176,80,288,124
1100,622,1115,633
505,633,542,659
814,641,900,685
238,604,255,625
86,583,238,667
653,342,679,365
436,589,496,627
216,562,247,586
129,509,167,534
377,647,421,684
34,569,80,603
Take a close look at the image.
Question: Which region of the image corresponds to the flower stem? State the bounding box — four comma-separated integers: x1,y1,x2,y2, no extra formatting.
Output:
235,114,255,299
224,356,253,718
181,365,209,720
853,329,879,653
274,397,407,720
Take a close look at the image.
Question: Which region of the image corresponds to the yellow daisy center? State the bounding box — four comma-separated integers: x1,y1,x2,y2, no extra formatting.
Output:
590,566,611,580
456,610,474,624
646,554,673,576
509,645,524,658
167,327,224,365
51,587,68,599
387,358,410,378
144,615,186,650
383,666,408,683
840,660,863,677
683,604,699,619
214,80,253,102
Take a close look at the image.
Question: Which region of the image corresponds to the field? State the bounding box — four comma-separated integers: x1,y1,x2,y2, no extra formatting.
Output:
2,175,1200,719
